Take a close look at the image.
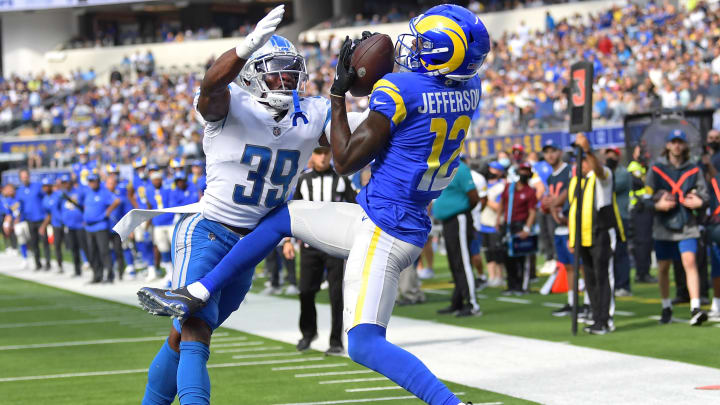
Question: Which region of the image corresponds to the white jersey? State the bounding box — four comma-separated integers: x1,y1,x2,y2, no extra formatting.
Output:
200,83,330,228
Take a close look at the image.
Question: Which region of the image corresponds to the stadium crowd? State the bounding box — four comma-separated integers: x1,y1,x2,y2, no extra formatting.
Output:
1,1,720,339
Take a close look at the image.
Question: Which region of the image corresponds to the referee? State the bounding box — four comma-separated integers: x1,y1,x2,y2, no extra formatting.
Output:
290,146,356,356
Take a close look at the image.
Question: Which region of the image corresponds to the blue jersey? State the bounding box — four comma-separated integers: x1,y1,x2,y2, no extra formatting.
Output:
146,184,174,226
45,191,64,227
108,184,130,227
72,161,98,186
169,184,199,208
61,187,85,229
357,72,482,247
116,179,133,216
132,174,149,207
18,182,46,222
83,186,118,232
2,196,23,221
190,174,207,193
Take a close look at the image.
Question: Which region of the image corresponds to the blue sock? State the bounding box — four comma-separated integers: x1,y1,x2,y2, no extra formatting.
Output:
199,204,290,294
142,339,180,405
161,251,171,263
177,341,211,405
348,324,459,405
124,248,134,266
81,249,88,263
20,244,27,258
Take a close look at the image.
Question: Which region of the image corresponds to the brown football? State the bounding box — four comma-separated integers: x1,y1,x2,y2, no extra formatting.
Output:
349,34,395,97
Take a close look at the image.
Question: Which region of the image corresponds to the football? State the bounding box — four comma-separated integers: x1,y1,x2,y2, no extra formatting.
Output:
349,33,395,97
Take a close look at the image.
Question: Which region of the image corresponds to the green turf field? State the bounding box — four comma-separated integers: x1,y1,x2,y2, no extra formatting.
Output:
253,255,720,370
0,274,536,405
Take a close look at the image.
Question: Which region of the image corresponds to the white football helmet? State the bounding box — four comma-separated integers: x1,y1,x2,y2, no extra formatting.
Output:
238,35,308,110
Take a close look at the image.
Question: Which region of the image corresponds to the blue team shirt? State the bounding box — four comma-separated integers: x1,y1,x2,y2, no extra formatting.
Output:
18,182,46,222
131,173,149,206
83,186,118,232
108,183,130,227
61,187,85,229
72,161,98,186
169,184,199,208
42,192,63,227
357,72,482,247
2,196,23,221
146,184,174,226
432,162,476,221
190,174,207,193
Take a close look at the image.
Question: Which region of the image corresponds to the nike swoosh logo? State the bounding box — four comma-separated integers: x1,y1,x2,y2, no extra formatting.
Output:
373,100,387,105
164,291,191,300
361,216,368,221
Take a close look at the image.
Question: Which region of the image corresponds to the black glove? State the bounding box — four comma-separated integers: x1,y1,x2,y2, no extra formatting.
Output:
330,36,357,97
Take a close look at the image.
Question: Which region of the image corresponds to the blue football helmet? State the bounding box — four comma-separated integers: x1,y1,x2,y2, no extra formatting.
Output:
239,35,308,110
396,4,490,81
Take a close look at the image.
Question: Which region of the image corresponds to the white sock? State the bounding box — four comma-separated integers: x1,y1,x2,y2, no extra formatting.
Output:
583,293,590,306
662,298,672,309
187,281,210,302
567,292,574,306
690,298,700,311
712,297,720,312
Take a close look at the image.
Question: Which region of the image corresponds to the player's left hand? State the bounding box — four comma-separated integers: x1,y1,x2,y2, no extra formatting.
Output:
330,36,357,97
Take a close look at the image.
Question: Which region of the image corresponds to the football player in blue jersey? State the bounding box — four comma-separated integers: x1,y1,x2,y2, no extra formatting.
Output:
18,169,51,271
40,177,65,272
138,5,489,404
189,160,206,198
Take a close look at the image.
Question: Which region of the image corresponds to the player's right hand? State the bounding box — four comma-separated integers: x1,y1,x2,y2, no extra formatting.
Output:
235,4,285,59
330,36,357,97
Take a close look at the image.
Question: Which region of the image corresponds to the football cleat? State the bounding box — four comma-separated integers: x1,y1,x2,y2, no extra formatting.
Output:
137,286,206,319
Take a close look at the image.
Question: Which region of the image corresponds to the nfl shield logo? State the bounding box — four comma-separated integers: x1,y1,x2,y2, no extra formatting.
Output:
272,127,281,136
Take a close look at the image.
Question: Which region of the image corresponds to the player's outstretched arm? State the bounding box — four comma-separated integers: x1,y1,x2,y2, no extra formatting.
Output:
329,37,391,175
197,4,285,122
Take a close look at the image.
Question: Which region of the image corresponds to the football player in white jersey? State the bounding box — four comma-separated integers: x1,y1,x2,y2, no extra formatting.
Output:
112,6,368,405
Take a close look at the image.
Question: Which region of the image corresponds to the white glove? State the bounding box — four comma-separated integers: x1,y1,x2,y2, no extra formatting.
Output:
235,5,285,59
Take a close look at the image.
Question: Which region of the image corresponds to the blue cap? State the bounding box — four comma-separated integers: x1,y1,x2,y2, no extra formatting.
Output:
667,129,687,142
191,159,204,167
542,139,560,151
133,156,147,168
489,161,506,172
60,174,71,182
87,173,99,182
174,171,187,181
105,163,119,173
41,177,52,186
147,163,159,172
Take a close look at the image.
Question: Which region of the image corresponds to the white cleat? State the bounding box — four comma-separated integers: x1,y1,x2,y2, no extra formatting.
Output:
284,284,299,295
125,266,136,280
261,286,282,295
418,267,435,280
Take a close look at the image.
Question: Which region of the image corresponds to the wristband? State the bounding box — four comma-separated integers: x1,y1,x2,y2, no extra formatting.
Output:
235,41,252,60
523,226,530,233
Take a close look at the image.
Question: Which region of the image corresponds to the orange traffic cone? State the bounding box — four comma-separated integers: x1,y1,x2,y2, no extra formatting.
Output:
551,263,569,293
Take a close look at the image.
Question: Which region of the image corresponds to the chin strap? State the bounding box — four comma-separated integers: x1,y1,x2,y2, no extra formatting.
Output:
291,90,308,126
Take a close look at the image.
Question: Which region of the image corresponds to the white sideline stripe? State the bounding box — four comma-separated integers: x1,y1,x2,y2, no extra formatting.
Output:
345,386,402,392
648,315,690,324
0,336,167,350
295,370,374,378
272,394,476,405
214,346,282,354
0,317,133,328
319,377,387,384
272,363,347,371
614,310,635,316
214,342,266,353
542,302,565,308
0,358,323,383
0,304,62,312
231,352,302,359
496,297,532,304
210,335,244,342
212,341,259,348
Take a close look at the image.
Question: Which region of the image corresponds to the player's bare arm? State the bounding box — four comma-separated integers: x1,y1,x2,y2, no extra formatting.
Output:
197,4,285,122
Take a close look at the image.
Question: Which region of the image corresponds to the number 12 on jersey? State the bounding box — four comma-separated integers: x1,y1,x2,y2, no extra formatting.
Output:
232,145,300,208
417,115,470,192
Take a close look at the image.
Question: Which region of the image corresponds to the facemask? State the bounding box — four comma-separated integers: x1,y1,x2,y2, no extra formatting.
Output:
606,158,618,170
519,174,531,183
710,142,720,151
499,158,511,168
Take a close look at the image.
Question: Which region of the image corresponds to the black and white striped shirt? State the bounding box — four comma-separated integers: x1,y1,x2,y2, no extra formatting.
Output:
293,168,356,204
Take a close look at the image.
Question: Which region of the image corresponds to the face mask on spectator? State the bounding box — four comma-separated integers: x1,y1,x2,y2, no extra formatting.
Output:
499,158,511,168
519,174,531,183
709,141,720,152
606,158,618,170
